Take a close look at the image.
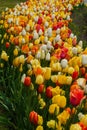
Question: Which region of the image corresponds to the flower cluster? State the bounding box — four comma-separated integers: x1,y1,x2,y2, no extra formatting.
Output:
0,0,87,130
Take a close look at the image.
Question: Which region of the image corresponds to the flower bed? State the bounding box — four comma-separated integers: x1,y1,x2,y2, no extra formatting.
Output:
0,0,87,130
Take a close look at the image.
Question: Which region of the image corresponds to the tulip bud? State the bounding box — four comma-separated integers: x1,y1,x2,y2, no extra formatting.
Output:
21,29,26,36
82,55,87,66
61,59,68,68
33,32,39,40
24,76,31,87
46,52,50,61
70,124,82,130
36,75,44,85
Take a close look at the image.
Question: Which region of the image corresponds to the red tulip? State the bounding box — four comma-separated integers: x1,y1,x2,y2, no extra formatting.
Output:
37,17,43,24
46,86,52,98
57,21,63,28
84,73,87,81
38,84,44,93
78,122,87,130
6,42,10,48
24,76,31,87
80,67,86,75
60,51,66,59
70,88,84,106
52,23,58,30
36,24,44,32
72,71,79,80
29,111,38,125
54,43,59,49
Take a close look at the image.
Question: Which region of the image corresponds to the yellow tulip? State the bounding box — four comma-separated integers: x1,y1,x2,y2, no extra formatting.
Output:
13,48,18,56
36,75,44,85
44,67,51,80
57,110,70,124
52,86,62,96
70,124,82,130
36,126,43,130
47,120,58,129
1,51,9,61
38,115,43,125
80,114,87,127
49,104,59,115
52,95,66,108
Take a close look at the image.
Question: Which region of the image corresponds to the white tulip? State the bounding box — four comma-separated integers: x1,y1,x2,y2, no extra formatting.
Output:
8,18,13,24
72,47,78,55
61,59,68,68
47,41,51,50
84,85,87,94
78,41,83,48
44,36,48,43
21,29,26,36
82,55,87,65
56,28,60,34
40,45,47,51
68,4,73,11
26,24,30,31
33,32,39,40
21,74,26,83
67,15,70,20
55,35,61,42
36,51,41,59
77,78,86,88
44,21,49,27
46,52,50,61
34,16,39,22
47,28,52,37
22,38,26,44
78,113,84,120
41,50,45,59
52,14,55,19
15,19,19,25
70,33,74,38
39,29,43,35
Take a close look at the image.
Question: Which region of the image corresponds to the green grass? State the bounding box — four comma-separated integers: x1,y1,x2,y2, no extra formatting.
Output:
0,0,26,14
69,4,87,48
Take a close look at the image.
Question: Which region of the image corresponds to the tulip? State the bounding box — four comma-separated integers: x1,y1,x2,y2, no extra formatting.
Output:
36,75,44,85
70,124,82,130
49,104,59,115
46,52,50,61
46,86,53,98
57,110,70,124
36,126,43,130
44,67,51,80
60,59,68,68
72,71,79,80
24,76,31,87
38,115,43,125
5,42,10,48
80,114,87,127
38,84,44,93
52,95,66,108
13,48,19,56
82,55,87,66
70,88,84,106
47,120,58,129
1,51,9,61
29,111,38,125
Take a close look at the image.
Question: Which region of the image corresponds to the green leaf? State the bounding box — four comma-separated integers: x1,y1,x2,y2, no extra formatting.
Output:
0,100,9,112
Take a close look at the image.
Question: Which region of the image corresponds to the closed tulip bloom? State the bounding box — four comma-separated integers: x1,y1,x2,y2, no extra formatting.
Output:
36,126,43,130
70,124,82,130
36,75,44,85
